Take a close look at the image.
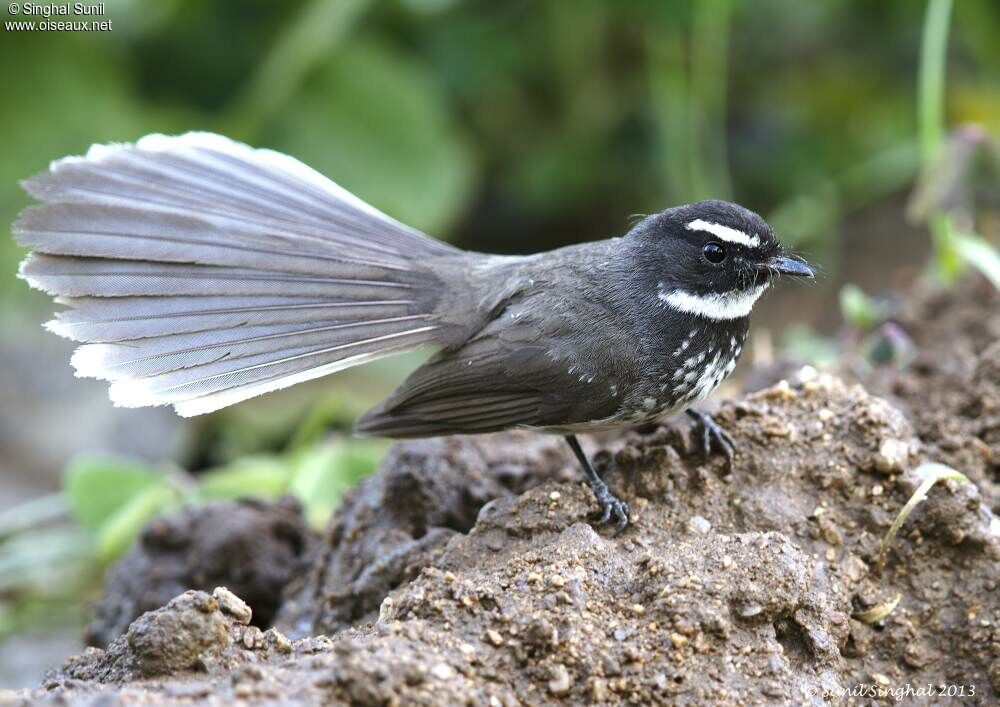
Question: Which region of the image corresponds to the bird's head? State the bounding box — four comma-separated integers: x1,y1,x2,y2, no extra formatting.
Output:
627,199,813,321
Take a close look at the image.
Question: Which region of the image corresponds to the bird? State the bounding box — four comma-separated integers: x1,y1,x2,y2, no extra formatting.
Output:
13,132,814,531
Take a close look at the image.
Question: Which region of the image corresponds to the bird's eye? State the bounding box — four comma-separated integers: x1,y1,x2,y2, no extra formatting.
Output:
702,242,727,264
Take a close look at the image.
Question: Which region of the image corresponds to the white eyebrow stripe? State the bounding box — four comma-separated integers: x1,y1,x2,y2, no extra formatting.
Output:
686,219,761,248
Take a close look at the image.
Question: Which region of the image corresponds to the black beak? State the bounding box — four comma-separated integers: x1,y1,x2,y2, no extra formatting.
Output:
767,254,814,278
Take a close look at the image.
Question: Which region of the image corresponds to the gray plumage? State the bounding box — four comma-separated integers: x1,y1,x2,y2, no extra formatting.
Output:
15,132,814,530
15,132,807,434
15,133,456,416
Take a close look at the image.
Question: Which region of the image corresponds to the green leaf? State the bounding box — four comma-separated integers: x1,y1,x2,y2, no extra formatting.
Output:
225,0,370,137
839,284,889,331
195,457,292,502
781,324,840,367
954,233,1000,291
265,37,475,235
63,456,162,532
289,440,386,528
95,483,180,563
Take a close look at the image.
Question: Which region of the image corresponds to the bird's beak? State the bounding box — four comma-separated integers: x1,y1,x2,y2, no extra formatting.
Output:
767,254,814,278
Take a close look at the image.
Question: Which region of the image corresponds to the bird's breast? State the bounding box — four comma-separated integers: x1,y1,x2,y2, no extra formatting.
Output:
620,316,749,424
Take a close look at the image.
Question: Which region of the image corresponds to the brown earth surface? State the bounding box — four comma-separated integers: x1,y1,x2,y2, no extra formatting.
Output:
3,279,999,706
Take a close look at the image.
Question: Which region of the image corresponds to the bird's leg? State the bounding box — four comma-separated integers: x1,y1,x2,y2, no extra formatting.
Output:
564,434,630,533
685,408,736,464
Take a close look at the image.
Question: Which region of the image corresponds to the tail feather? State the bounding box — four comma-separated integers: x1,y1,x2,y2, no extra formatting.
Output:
14,202,411,277
47,295,415,342
20,255,413,299
15,132,455,415
108,322,438,413
21,132,455,258
73,315,429,381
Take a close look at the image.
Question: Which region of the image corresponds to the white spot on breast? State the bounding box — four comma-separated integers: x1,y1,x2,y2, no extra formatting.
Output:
684,350,707,368
643,397,657,410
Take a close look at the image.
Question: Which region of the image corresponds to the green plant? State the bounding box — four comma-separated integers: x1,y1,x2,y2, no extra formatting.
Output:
0,436,387,640
648,0,734,206
838,284,892,332
912,0,1000,288
876,462,970,573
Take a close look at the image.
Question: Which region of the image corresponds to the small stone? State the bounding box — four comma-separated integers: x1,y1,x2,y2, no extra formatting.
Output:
631,604,646,616
903,642,933,668
670,633,688,648
689,515,712,534
549,491,561,502
527,571,543,584
818,516,843,546
739,604,763,619
548,665,572,696
458,642,476,657
486,629,504,646
761,417,792,437
796,365,818,382
378,596,396,622
722,555,733,569
431,663,455,680
874,439,909,473
988,658,1000,694
263,627,292,654
613,629,628,641
212,587,252,625
550,574,566,588
242,625,263,650
872,673,891,687
762,379,796,401
443,571,456,583
589,678,608,701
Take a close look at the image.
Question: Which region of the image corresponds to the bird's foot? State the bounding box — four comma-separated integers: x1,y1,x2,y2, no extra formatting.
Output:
685,408,736,465
564,434,630,533
589,473,630,534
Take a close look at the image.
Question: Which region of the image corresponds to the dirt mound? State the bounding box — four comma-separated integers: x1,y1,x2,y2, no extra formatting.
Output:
85,497,315,648
10,370,999,705
857,275,1000,514
278,432,577,638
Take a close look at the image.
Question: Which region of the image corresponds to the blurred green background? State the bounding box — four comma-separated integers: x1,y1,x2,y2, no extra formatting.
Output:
1,0,998,688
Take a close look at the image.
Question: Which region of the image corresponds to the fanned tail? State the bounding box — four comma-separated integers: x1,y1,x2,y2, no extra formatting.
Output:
15,132,457,416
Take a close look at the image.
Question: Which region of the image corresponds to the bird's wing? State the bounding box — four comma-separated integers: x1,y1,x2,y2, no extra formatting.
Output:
354,306,624,437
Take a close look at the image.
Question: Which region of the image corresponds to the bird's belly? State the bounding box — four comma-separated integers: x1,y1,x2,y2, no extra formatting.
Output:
524,325,747,435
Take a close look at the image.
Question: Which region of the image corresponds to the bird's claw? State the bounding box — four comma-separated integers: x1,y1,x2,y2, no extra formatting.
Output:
686,409,736,464
592,480,630,534
564,434,631,534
